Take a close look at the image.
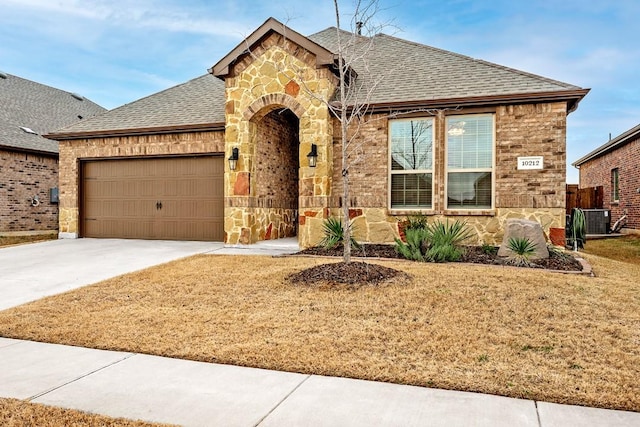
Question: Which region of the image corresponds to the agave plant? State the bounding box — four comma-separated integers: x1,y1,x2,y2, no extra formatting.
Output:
506,236,537,267
423,220,470,262
394,227,429,261
425,220,472,248
395,219,471,263
318,217,360,250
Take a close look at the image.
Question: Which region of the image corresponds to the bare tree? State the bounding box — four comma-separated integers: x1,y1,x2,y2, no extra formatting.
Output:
328,0,393,263
234,3,449,264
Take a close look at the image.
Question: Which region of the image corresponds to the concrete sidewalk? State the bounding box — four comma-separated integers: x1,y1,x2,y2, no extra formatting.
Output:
1,338,638,427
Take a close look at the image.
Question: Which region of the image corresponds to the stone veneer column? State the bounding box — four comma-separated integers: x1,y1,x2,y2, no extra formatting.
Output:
223,36,337,246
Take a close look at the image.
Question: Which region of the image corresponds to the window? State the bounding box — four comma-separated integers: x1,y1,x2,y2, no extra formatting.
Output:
611,168,620,202
446,114,494,209
389,118,434,209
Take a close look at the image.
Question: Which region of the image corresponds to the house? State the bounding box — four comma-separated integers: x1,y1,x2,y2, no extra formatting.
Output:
573,123,640,232
0,71,105,235
47,18,589,247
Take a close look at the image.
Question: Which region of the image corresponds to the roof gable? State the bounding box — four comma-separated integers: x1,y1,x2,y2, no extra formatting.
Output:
211,17,336,79
0,72,105,154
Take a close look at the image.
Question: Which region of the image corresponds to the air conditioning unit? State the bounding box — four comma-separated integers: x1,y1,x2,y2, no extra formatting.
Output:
582,209,611,235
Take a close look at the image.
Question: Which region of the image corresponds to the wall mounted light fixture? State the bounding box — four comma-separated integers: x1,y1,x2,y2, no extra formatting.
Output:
307,143,318,167
228,147,239,171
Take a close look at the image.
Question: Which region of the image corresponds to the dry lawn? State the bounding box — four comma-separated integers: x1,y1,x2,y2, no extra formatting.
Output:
583,234,640,264
0,398,174,426
0,254,638,412
0,234,56,248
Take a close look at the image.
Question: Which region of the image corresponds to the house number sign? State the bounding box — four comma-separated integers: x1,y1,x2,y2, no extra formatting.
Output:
517,156,544,170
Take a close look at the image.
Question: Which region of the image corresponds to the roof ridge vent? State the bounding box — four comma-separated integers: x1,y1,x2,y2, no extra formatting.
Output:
0,71,8,79
19,126,39,135
70,92,84,101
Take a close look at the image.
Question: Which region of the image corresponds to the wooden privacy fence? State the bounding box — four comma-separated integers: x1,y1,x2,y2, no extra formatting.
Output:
566,184,603,214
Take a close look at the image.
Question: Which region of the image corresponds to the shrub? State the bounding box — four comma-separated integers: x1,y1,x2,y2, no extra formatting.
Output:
404,215,429,231
318,217,360,249
568,208,586,250
426,220,472,248
394,228,429,261
481,243,498,255
395,219,471,263
425,242,464,263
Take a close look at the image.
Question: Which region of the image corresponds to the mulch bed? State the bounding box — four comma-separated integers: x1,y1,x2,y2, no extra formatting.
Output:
287,261,408,286
296,244,584,272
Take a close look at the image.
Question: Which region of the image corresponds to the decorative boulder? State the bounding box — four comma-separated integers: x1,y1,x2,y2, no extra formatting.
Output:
497,219,549,259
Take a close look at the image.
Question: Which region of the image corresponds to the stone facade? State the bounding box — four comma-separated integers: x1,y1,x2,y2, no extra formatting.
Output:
57,131,224,237
0,149,59,234
223,32,337,244
578,134,640,230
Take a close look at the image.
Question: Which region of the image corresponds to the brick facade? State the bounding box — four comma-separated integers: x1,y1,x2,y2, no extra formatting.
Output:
254,109,299,209
578,135,640,230
56,27,575,246
57,131,225,237
495,103,567,209
321,102,568,245
0,149,59,233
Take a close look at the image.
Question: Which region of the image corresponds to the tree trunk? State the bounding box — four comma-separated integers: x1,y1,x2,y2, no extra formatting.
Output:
334,0,351,264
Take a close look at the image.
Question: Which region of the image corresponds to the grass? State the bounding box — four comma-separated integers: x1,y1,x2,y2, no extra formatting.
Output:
0,234,56,248
0,398,174,426
583,234,640,264
0,254,638,412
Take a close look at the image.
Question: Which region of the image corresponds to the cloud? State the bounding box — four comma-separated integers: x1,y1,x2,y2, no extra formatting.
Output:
2,0,109,19
2,0,252,38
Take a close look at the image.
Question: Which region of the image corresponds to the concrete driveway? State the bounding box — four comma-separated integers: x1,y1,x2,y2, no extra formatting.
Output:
0,238,222,311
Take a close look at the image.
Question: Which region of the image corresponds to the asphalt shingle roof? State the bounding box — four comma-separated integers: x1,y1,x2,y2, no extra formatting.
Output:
307,28,582,105
52,74,225,136
573,123,640,166
0,72,105,154
50,21,586,139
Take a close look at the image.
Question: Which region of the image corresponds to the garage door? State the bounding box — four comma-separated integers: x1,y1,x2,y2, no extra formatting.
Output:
81,156,224,241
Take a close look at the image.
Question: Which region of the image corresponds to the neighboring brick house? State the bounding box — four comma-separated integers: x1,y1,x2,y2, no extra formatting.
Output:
0,72,105,235
48,18,589,246
573,124,640,232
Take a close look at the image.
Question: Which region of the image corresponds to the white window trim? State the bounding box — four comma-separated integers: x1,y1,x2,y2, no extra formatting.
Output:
388,117,435,211
444,113,496,211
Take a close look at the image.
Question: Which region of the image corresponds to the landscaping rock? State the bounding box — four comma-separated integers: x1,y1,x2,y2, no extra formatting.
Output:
497,219,549,259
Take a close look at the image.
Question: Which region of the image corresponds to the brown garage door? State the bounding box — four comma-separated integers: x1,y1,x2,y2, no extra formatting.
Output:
81,156,224,241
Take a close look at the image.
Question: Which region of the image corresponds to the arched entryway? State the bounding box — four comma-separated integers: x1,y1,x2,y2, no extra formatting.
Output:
251,107,300,239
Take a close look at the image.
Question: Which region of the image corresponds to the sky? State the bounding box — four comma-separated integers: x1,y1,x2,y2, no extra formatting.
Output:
2,0,639,183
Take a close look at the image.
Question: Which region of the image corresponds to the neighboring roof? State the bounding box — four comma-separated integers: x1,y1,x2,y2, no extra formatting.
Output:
49,18,589,140
307,28,588,112
0,72,105,154
573,123,640,167
49,74,225,140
